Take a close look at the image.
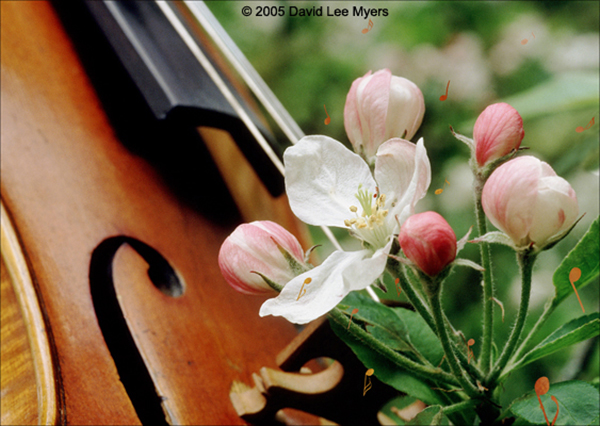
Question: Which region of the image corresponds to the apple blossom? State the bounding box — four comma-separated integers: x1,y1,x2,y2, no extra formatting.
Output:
399,211,457,277
482,156,578,249
259,135,431,324
344,69,425,164
474,103,524,167
218,221,308,295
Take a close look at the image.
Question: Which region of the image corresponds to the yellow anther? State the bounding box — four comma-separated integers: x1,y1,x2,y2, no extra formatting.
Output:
349,205,358,213
344,219,352,227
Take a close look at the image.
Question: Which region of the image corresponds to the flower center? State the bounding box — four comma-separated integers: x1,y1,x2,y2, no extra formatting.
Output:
344,185,390,248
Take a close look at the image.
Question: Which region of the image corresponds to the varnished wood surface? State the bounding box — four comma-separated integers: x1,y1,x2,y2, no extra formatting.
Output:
1,258,39,425
1,1,303,424
1,201,58,425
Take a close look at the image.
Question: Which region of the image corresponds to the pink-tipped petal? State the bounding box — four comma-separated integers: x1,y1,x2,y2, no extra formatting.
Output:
398,212,457,276
482,156,578,248
474,103,524,167
218,221,307,295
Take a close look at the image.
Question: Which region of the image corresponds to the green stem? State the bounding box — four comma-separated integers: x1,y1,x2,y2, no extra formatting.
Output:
397,262,486,382
502,301,555,378
453,339,486,383
486,251,536,385
475,177,495,375
443,399,477,415
328,308,459,387
392,264,437,333
429,292,481,398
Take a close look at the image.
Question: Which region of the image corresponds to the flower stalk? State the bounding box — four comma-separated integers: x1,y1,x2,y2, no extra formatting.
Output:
474,176,495,375
429,291,482,398
486,250,537,385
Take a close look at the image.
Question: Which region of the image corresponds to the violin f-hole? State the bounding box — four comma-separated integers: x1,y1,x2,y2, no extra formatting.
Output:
89,236,184,425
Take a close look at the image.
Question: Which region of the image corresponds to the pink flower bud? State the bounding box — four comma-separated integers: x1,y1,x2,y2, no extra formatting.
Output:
474,103,524,167
398,212,457,277
344,69,425,162
218,221,307,295
482,156,579,248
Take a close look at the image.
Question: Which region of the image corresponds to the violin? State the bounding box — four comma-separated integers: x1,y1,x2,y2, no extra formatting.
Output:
1,1,315,424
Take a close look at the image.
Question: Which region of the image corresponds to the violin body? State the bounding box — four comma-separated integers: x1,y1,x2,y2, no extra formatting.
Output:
1,1,304,424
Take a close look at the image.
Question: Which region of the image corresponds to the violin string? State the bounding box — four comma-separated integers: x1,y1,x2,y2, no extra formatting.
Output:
182,1,304,145
154,1,378,302
154,1,284,177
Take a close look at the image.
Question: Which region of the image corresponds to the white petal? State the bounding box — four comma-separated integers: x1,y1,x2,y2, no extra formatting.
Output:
529,175,579,244
259,248,383,324
344,240,393,291
284,135,376,228
375,138,431,228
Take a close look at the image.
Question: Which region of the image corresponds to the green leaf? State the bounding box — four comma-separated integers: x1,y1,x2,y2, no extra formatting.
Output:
329,317,445,406
509,380,599,426
510,313,600,372
406,406,450,425
391,306,444,366
501,72,600,120
552,216,600,309
339,293,423,357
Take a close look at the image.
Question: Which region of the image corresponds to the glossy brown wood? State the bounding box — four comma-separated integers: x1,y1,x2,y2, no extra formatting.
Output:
1,1,303,424
1,258,40,426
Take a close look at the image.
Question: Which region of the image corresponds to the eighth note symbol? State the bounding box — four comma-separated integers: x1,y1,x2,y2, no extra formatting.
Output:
363,368,374,396
569,267,585,313
323,104,331,125
362,19,373,34
535,377,560,426
435,179,450,195
395,278,402,296
296,277,311,301
466,338,475,364
347,308,359,329
521,32,535,45
576,117,595,133
439,80,450,101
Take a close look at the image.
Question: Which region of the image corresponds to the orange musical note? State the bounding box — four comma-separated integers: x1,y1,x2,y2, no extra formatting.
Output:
362,19,373,34
535,377,560,426
296,277,311,301
395,277,402,297
348,308,359,329
323,104,331,125
576,117,595,133
363,368,374,396
569,267,585,313
467,338,475,364
435,179,450,195
521,32,535,45
439,80,450,101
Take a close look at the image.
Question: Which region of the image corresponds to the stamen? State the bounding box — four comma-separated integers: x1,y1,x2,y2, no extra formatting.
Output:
349,206,358,213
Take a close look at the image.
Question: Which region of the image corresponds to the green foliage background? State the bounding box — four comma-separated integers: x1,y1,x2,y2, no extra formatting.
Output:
207,0,599,414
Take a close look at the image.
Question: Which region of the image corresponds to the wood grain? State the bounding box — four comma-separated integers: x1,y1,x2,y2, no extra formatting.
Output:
1,1,303,424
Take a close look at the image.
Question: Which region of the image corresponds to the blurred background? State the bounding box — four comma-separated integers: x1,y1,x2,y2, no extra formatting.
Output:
207,0,599,411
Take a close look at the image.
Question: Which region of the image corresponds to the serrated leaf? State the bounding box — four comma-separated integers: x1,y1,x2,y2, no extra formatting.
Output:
552,216,600,308
511,313,600,372
406,406,450,425
509,380,599,426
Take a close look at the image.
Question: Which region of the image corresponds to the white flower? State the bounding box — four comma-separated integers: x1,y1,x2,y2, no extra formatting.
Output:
259,135,431,324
